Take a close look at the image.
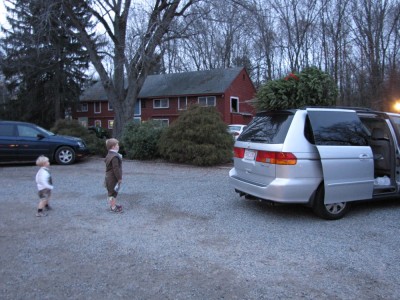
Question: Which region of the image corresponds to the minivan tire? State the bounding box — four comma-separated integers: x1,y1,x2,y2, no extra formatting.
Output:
55,146,76,165
312,184,350,220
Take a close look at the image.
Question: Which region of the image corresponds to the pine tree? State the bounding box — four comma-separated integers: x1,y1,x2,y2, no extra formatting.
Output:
0,0,91,127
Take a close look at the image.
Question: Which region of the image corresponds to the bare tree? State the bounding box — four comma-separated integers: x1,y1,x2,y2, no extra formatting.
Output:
351,0,400,109
61,0,196,137
271,0,322,71
319,0,352,105
179,0,252,71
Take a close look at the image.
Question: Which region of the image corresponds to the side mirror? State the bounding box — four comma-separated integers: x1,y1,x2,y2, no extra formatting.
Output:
37,133,45,139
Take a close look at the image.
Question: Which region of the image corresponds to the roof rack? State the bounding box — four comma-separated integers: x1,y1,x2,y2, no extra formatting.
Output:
299,105,374,111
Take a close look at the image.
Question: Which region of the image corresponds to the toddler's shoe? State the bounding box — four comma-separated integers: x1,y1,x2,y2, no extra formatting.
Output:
110,205,123,213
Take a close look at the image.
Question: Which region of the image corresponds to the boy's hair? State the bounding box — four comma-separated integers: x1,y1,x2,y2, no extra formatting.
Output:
36,155,49,167
106,138,119,150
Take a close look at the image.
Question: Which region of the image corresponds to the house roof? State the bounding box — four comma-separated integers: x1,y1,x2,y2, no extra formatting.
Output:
139,67,244,97
80,67,245,101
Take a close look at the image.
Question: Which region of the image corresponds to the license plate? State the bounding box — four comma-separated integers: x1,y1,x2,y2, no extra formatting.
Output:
244,149,256,160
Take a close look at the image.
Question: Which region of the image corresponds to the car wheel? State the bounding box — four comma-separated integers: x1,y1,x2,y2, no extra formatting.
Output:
312,184,350,220
55,146,76,165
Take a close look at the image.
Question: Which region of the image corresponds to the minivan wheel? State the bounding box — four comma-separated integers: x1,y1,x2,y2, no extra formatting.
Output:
312,184,350,220
55,146,76,165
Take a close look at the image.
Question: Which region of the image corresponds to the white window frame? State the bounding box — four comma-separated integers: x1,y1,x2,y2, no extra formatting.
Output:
230,97,239,113
78,117,88,127
198,96,216,107
108,102,113,111
94,102,101,114
153,98,169,109
94,120,101,127
133,117,141,123
178,97,188,110
78,103,88,112
153,118,169,127
108,120,114,129
134,99,142,117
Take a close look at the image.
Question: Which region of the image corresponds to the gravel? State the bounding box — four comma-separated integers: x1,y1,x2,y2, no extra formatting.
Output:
1,157,400,299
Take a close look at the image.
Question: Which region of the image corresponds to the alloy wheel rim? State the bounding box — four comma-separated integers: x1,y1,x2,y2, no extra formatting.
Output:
326,202,346,214
59,150,72,163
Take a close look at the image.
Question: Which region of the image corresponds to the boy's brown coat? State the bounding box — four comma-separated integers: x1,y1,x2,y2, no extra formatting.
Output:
104,151,122,194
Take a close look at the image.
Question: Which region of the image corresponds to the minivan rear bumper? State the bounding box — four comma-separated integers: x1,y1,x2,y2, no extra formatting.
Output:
229,168,321,204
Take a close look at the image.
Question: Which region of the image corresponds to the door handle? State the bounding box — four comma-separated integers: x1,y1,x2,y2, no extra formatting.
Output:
359,153,369,159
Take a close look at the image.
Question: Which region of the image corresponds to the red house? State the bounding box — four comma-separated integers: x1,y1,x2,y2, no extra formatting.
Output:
74,67,256,129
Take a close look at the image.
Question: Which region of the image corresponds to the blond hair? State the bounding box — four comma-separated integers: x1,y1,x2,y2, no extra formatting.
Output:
106,138,119,150
36,155,49,167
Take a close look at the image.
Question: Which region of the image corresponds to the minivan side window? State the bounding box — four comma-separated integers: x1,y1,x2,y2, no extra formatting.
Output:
308,111,368,146
238,111,294,143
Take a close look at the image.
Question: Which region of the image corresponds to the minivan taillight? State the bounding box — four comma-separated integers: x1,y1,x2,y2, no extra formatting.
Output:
256,151,297,165
233,147,245,158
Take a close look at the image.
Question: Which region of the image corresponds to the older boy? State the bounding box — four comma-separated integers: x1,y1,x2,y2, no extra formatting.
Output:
104,138,123,213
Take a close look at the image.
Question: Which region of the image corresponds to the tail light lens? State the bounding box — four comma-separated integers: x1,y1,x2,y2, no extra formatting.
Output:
233,147,245,158
257,151,297,165
234,147,297,165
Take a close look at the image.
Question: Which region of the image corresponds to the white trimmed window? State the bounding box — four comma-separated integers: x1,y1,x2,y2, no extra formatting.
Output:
178,97,187,110
153,118,169,127
94,120,101,127
198,96,216,107
230,97,239,113
108,102,113,111
94,102,101,113
108,120,114,129
77,103,88,112
78,117,88,127
153,98,169,109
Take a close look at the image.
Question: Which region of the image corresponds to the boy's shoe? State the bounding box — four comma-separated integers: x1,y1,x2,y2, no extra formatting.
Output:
110,205,123,213
36,211,48,217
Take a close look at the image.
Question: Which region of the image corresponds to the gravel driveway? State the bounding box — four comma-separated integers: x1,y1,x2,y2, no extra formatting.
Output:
1,157,400,299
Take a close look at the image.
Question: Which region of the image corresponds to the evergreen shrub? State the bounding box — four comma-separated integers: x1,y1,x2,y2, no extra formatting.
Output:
158,105,234,166
121,121,163,160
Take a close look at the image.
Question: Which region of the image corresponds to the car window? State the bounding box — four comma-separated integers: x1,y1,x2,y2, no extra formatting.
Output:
359,117,389,139
388,114,400,132
238,111,294,143
17,125,41,137
229,126,242,131
307,110,368,146
0,124,15,137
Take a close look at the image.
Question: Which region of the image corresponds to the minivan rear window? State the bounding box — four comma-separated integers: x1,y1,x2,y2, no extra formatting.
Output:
238,111,294,143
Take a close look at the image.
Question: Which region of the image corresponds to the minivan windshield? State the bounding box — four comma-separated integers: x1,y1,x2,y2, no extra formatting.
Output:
238,111,294,143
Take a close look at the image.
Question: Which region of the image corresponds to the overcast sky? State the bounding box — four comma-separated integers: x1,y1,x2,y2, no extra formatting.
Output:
0,0,8,29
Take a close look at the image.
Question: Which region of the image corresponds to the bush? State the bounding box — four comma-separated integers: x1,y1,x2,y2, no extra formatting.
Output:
50,119,107,157
256,66,338,111
158,105,234,166
121,121,164,160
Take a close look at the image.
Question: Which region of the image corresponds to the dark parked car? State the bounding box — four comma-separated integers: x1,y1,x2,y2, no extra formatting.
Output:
0,121,90,165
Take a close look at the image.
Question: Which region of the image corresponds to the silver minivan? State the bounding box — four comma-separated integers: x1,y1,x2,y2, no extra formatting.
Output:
229,108,400,219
